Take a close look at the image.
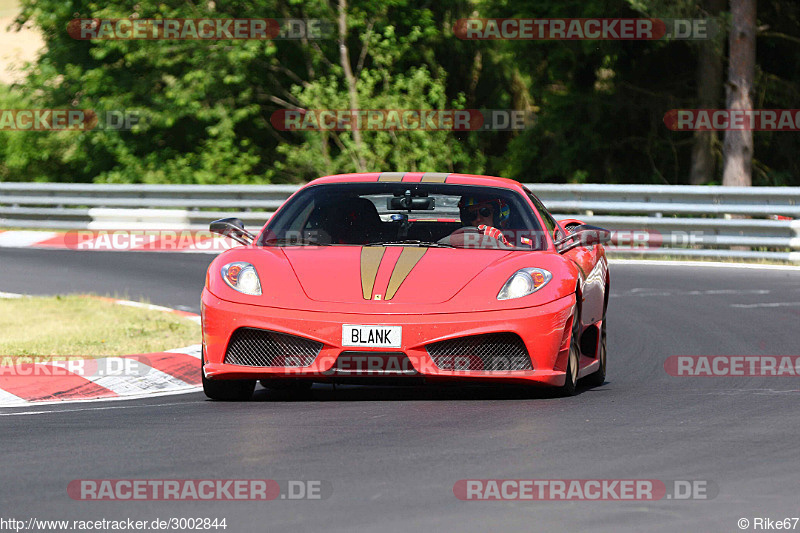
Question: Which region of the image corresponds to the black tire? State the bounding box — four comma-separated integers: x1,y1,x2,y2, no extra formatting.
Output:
557,302,581,397
201,352,255,401
259,379,313,391
584,319,607,387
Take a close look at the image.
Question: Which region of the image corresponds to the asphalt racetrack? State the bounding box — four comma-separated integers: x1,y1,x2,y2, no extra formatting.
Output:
1,248,799,532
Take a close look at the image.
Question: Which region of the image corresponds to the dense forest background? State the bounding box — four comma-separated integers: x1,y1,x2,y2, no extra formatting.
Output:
0,0,797,186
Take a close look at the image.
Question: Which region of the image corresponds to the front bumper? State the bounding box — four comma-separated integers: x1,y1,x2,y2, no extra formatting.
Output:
201,290,575,386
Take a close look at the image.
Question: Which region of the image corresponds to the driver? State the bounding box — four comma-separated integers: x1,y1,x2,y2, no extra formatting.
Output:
458,196,511,246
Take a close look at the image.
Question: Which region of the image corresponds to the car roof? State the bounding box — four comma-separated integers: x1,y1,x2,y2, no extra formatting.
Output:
307,172,527,192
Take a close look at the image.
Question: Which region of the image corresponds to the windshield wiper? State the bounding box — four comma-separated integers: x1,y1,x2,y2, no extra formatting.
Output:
365,240,455,248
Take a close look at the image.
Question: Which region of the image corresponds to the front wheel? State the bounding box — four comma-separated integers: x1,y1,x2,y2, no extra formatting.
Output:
557,304,580,397
201,352,255,401
584,320,607,387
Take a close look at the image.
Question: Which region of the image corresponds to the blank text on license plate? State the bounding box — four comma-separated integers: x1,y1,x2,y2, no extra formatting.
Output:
342,325,402,348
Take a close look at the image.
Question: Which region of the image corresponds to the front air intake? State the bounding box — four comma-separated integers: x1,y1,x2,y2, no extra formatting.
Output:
224,328,322,367
426,332,532,371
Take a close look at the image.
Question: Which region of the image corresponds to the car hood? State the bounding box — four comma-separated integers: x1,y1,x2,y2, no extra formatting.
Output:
282,246,513,304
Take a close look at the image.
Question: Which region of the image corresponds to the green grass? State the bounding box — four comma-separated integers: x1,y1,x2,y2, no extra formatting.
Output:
0,294,200,356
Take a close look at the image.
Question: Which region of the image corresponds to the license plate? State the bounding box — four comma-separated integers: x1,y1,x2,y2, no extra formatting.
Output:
342,325,402,348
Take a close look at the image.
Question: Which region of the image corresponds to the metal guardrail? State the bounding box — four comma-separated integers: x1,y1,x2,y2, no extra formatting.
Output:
1,182,798,262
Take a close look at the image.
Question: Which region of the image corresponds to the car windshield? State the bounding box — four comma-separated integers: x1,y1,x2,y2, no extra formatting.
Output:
258,182,548,250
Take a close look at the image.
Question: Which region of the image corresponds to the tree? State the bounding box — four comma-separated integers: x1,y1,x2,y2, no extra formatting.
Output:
271,20,478,180
689,0,726,185
722,0,756,187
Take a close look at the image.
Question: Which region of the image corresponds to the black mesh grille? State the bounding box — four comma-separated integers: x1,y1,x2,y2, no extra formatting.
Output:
224,328,322,367
334,352,417,375
426,333,532,371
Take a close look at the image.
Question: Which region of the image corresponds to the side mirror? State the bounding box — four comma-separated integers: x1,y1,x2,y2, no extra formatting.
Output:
555,224,611,253
209,217,256,246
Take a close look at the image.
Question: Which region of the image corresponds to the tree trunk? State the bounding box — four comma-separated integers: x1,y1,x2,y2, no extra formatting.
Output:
689,0,725,185
338,0,366,171
722,0,756,187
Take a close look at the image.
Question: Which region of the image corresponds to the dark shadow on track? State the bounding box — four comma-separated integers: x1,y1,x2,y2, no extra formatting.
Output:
245,381,609,402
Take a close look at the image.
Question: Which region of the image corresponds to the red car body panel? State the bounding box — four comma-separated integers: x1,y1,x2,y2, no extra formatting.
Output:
201,173,609,388
202,291,585,386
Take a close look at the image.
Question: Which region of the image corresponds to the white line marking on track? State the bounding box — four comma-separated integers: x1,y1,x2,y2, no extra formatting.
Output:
0,231,57,247
613,288,772,298
113,299,186,314
694,289,771,295
730,302,800,309
0,387,28,406
0,291,25,298
111,298,200,321
167,344,202,358
0,399,198,416
0,388,202,412
698,389,800,395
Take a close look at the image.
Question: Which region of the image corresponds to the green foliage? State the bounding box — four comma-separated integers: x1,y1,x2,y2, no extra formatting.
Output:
0,85,79,182
1,0,798,185
270,24,481,181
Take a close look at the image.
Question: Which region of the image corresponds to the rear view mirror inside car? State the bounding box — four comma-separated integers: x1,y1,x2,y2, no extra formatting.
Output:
387,196,436,211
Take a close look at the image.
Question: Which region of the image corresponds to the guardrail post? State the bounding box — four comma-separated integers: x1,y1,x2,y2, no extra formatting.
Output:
791,220,800,264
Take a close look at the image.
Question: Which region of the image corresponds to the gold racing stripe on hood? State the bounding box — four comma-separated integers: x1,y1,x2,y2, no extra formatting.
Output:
360,246,386,299
419,172,449,183
384,247,428,300
378,172,405,182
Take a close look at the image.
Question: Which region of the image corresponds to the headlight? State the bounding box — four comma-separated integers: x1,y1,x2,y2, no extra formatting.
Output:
497,268,552,300
221,262,262,296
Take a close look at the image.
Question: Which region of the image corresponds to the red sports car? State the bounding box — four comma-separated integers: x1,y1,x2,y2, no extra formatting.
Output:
201,172,610,400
